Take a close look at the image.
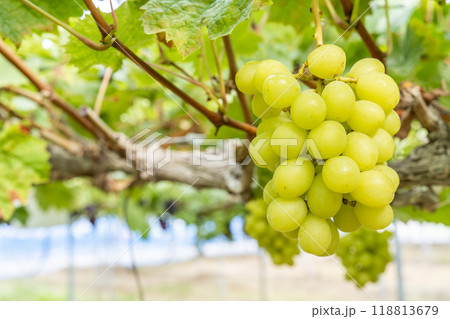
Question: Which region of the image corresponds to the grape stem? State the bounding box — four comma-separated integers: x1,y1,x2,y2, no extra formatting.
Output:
293,61,308,79
18,0,111,51
312,0,324,47
326,76,358,84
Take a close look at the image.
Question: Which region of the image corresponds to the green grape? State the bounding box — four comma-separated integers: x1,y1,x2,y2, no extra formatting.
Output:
235,61,260,94
342,131,378,171
270,122,308,159
320,220,340,256
263,73,301,109
347,58,385,78
307,44,346,79
291,90,327,129
333,204,361,232
308,120,347,159
307,174,342,219
246,199,267,218
322,156,360,193
283,229,299,240
321,81,355,122
253,59,291,92
273,158,315,198
356,73,400,114
350,170,395,208
337,228,392,287
252,94,281,119
267,197,307,232
298,214,332,256
383,110,401,136
273,237,284,249
249,131,279,168
371,128,395,163
346,100,385,135
263,179,278,205
256,115,292,135
371,164,399,189
205,100,219,112
245,199,300,265
354,203,394,230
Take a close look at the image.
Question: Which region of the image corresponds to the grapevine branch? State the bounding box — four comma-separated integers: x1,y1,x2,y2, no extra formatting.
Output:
12,0,257,135
222,36,253,128
18,0,110,51
0,38,103,138
111,39,256,134
81,0,255,134
338,0,385,63
94,67,113,115
312,0,324,46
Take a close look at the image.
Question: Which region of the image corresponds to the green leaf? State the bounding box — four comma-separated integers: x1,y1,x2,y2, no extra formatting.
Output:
65,1,154,71
0,124,50,220
395,188,450,226
34,179,116,212
140,0,272,58
0,0,83,46
268,0,311,32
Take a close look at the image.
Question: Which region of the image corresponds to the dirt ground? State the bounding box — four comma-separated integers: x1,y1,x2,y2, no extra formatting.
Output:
1,244,449,301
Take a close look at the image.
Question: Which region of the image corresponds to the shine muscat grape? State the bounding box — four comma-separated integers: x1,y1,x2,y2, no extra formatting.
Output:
337,228,393,287
236,44,400,260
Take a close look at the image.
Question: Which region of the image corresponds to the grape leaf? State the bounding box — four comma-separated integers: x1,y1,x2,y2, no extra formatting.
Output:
0,124,50,220
139,0,272,58
0,0,83,46
268,0,311,32
65,1,154,71
395,188,450,226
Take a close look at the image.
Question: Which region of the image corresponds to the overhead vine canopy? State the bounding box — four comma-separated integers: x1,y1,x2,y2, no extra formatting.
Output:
0,0,448,237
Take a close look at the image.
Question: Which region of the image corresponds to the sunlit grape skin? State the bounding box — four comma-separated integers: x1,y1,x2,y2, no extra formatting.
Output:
270,122,308,159
252,94,281,119
383,110,401,136
354,203,394,230
291,90,327,130
298,214,332,256
253,59,291,92
308,120,347,159
319,220,340,256
273,158,315,198
249,131,279,168
307,174,342,219
256,115,291,135
263,179,278,205
263,73,301,109
321,81,355,122
307,44,346,79
235,61,260,94
347,58,385,78
343,131,378,171
267,197,307,232
371,128,395,163
356,73,400,114
333,204,361,232
347,100,385,135
371,164,400,189
350,170,395,208
322,156,360,193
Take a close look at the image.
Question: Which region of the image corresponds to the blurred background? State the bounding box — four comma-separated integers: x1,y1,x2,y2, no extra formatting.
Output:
0,0,449,301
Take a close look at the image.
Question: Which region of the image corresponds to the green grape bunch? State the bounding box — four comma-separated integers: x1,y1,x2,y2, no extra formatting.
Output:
245,199,300,265
337,228,393,287
236,44,401,258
